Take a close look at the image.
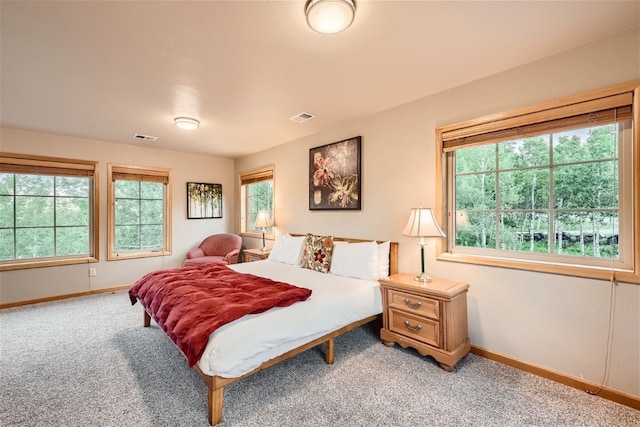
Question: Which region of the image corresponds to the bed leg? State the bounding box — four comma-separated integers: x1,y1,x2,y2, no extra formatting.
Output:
143,311,151,327
325,337,335,364
208,385,224,426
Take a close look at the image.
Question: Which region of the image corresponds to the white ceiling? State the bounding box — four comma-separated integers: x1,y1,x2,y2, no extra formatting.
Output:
1,1,638,159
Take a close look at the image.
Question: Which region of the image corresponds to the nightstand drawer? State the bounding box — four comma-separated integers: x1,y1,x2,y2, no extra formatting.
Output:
388,289,439,320
388,309,440,347
244,253,263,262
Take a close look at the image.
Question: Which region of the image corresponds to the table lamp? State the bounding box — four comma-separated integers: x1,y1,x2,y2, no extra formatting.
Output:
401,205,446,282
253,211,273,252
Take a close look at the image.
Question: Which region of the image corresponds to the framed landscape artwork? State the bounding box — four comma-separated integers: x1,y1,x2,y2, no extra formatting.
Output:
309,136,361,210
187,182,222,219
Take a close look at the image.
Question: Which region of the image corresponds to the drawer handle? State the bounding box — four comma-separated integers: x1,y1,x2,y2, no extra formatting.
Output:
404,320,422,332
404,298,422,309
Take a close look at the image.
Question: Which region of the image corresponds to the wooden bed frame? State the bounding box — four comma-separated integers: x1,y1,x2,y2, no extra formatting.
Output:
141,237,399,425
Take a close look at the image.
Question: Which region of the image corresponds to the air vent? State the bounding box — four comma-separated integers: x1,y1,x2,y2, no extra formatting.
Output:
289,112,316,123
134,134,158,141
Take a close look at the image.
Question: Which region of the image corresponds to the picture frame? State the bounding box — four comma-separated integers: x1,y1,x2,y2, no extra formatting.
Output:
187,182,222,219
309,136,361,210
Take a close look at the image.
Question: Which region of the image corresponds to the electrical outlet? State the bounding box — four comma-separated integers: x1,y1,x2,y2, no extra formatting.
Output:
89,268,97,277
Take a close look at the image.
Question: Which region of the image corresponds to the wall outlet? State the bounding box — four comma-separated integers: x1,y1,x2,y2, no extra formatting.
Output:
89,268,97,277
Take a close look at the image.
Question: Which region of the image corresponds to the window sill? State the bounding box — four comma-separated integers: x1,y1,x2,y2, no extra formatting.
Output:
107,250,171,261
0,256,99,271
437,252,639,284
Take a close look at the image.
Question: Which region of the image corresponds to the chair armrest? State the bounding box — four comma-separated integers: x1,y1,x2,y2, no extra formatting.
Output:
186,248,205,259
224,248,241,264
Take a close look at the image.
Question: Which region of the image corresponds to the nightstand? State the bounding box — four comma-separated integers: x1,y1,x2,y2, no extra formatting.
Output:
242,247,270,262
379,273,470,371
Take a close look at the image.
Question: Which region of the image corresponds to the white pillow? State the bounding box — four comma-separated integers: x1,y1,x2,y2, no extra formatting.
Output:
268,234,305,265
330,241,378,281
377,241,391,279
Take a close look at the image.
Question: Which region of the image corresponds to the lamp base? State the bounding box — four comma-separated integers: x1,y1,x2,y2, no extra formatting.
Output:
414,273,432,283
260,247,268,253
414,241,431,283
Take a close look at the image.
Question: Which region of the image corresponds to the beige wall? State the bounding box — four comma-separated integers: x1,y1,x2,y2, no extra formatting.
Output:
235,28,640,398
0,128,234,303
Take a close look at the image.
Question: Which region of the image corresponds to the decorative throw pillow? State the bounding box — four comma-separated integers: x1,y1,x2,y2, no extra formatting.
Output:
300,234,334,273
268,234,305,265
330,241,378,281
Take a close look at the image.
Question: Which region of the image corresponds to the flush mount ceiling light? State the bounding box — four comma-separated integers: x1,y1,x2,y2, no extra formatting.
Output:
174,117,200,130
305,0,356,34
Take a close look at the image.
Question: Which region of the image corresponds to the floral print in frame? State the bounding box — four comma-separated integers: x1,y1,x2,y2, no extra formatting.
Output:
309,136,361,210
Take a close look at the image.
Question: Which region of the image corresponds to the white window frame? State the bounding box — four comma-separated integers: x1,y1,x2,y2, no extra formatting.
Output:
435,82,639,283
107,163,172,260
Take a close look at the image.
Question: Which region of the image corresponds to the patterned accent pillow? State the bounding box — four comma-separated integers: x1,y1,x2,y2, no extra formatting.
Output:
300,234,334,273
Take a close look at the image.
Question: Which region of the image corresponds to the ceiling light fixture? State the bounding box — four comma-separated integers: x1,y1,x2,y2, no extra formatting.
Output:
174,117,200,130
305,0,356,34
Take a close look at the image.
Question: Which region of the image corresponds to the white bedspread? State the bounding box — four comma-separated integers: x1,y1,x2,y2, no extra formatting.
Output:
196,260,383,378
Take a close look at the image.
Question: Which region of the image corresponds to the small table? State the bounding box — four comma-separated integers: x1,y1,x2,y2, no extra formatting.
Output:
242,247,270,262
379,273,470,371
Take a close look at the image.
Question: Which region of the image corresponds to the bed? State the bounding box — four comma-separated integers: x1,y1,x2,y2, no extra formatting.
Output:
130,235,399,425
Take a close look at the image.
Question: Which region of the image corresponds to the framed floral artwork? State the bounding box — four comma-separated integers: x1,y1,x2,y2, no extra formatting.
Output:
309,136,361,210
187,182,222,219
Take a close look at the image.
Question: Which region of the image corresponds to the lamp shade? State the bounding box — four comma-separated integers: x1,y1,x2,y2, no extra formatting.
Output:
402,207,446,238
253,211,273,229
305,0,356,34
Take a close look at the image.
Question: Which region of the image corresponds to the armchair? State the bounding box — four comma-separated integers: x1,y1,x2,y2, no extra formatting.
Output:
183,233,242,267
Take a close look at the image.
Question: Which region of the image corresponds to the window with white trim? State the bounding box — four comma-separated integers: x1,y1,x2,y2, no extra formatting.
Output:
107,164,172,260
240,167,274,237
0,153,98,270
436,82,639,283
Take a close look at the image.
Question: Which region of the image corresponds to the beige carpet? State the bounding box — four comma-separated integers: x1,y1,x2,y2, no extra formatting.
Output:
1,291,638,426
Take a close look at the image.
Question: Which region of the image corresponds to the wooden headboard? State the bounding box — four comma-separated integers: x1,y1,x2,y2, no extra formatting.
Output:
290,234,399,276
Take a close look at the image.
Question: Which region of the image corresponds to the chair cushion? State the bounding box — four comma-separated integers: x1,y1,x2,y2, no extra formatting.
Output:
186,248,205,259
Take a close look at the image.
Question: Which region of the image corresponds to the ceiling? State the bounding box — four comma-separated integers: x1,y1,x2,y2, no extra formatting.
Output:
1,1,638,159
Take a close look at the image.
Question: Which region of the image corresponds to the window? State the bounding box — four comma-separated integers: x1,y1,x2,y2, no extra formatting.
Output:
436,82,639,283
0,153,98,270
107,164,172,260
240,167,274,237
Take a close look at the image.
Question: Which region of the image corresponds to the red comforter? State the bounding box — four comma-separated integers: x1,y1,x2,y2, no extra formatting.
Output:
129,263,312,367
